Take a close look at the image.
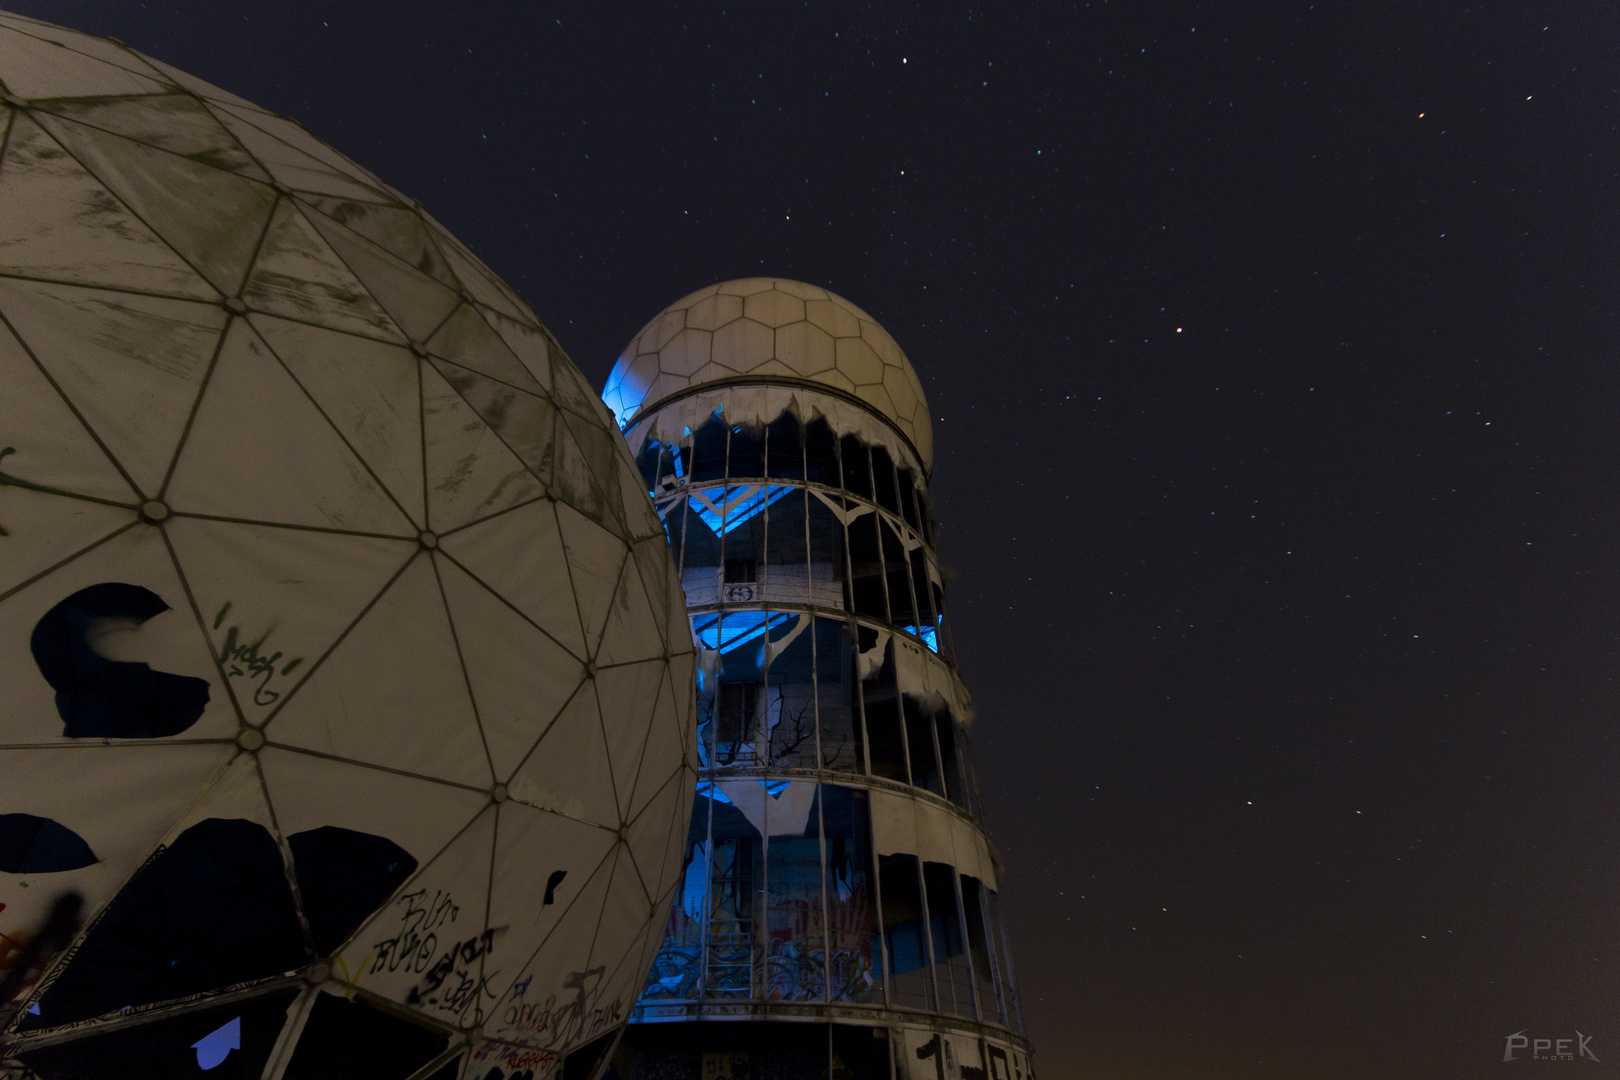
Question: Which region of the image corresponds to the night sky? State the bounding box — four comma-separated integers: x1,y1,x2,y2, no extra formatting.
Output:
12,2,1618,1077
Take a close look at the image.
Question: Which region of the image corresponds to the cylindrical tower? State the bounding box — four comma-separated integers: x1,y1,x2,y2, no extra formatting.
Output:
600,279,1033,1080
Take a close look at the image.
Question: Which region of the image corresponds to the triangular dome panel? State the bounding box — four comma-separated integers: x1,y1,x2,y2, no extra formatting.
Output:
595,913,661,1031
547,354,605,421
265,552,493,789
259,748,489,903
595,555,664,668
506,686,619,829
425,228,527,322
33,93,270,179
666,578,694,660
0,486,135,600
561,406,630,515
331,805,496,1017
0,18,166,85
420,359,547,534
297,196,458,287
37,111,277,298
486,802,617,1006
205,103,389,202
209,101,388,191
428,356,556,486
587,845,652,973
593,658,664,822
252,314,425,526
437,555,584,783
555,503,628,658
241,199,404,344
630,535,676,651
0,312,134,504
619,456,661,543
669,651,699,771
0,25,171,99
426,303,545,394
0,278,225,500
435,499,583,659
628,673,687,824
0,112,216,298
160,749,278,839
627,766,694,911
302,206,461,344
551,415,614,534
164,517,414,727
478,846,616,1046
478,306,554,393
139,56,266,112
165,318,415,534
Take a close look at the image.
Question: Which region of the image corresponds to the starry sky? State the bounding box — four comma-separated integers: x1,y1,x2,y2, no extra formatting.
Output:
13,2,1619,1077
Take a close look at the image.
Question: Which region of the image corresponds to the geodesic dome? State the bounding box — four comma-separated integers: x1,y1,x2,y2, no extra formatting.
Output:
602,279,934,468
0,12,694,1079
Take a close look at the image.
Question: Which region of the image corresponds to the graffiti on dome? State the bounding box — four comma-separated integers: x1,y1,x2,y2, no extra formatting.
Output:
211,601,304,707
500,965,624,1050
365,887,507,1019
469,1039,558,1080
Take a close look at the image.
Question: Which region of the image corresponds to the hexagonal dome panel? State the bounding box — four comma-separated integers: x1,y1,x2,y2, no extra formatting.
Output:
603,279,933,468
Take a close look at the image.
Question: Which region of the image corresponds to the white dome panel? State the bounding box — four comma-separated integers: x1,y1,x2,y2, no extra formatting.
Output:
0,17,693,1075
604,278,933,467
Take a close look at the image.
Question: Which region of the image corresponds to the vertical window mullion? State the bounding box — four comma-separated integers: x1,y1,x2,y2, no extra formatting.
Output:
951,870,982,1022
916,856,941,1011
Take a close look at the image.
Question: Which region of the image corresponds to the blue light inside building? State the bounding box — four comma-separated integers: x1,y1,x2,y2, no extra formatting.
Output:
904,620,942,653
691,610,796,653
690,484,793,535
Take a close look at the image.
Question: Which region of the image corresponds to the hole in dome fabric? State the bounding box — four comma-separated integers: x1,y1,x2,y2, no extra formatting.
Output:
287,826,417,956
26,819,305,1026
17,989,297,1079
29,582,210,738
282,991,449,1079
0,813,97,873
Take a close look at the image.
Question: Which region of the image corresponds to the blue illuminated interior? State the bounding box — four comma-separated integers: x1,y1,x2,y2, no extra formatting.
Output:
688,483,793,535
697,779,791,805
904,620,942,653
691,610,796,654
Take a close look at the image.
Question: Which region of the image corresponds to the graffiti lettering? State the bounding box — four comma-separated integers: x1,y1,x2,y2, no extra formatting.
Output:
369,889,459,977
500,966,622,1049
471,1040,557,1071
405,928,501,1014
212,602,303,707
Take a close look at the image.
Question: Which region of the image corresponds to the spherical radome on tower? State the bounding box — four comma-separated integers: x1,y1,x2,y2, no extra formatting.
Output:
0,12,694,1080
602,278,934,468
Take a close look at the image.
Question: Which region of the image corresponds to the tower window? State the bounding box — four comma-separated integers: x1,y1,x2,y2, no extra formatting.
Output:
715,681,760,765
